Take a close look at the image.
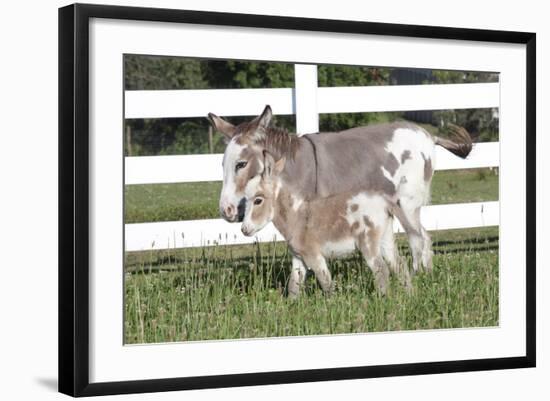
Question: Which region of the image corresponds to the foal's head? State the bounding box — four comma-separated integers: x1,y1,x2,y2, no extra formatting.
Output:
241,151,286,237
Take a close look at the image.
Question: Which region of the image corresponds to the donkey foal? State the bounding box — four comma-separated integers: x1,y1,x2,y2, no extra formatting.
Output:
241,151,412,298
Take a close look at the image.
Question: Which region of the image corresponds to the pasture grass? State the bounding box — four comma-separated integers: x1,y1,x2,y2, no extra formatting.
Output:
124,226,498,344
124,168,498,224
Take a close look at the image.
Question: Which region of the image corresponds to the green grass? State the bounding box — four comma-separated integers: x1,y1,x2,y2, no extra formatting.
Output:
124,227,498,344
125,181,221,223
430,168,498,205
124,168,498,223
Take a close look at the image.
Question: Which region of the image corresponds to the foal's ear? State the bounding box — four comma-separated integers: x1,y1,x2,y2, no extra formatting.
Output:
274,156,286,174
207,113,236,142
262,150,275,177
262,150,285,177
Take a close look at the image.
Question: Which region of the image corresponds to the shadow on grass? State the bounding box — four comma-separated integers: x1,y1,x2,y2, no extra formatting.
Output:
432,236,499,247
125,231,499,275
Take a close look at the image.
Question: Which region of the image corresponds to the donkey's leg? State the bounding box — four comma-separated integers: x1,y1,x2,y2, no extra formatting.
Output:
395,201,433,273
301,254,333,294
406,206,433,272
420,226,433,272
391,201,425,274
380,215,398,271
395,154,434,272
358,227,390,295
288,256,308,299
380,216,412,290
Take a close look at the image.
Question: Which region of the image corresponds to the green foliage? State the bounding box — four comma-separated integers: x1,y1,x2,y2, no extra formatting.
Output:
318,66,394,131
431,70,498,84
432,108,499,142
124,56,296,155
204,60,294,89
318,65,390,87
125,55,208,90
319,111,399,132
430,71,499,142
127,118,227,156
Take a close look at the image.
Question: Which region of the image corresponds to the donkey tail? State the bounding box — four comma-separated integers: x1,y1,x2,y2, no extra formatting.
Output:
434,124,473,159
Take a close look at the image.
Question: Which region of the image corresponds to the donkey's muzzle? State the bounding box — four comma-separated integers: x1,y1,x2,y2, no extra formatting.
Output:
219,197,246,222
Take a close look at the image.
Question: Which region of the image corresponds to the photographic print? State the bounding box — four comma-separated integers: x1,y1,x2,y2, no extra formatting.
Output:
123,56,500,344
59,4,535,396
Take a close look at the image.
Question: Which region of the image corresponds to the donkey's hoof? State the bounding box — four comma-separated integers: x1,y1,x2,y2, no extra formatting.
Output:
374,269,389,296
323,284,335,297
404,280,413,295
375,280,388,296
286,287,301,300
423,261,433,273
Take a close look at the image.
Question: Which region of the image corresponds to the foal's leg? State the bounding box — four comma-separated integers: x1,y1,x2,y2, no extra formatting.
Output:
380,216,412,290
358,227,390,295
288,256,308,299
301,253,333,294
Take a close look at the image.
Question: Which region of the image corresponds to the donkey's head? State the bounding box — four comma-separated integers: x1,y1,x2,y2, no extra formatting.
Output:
240,150,286,236
208,105,273,222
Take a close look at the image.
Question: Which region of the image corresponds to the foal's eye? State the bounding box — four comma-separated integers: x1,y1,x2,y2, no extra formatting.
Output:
254,198,263,206
235,161,248,172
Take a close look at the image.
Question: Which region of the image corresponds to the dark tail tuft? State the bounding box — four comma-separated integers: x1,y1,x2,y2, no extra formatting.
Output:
434,124,473,159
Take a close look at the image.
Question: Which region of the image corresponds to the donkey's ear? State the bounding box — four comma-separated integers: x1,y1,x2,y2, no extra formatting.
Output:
208,113,236,142
242,105,273,142
258,105,272,129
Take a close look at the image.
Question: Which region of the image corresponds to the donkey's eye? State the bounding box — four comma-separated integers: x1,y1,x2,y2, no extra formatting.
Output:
254,198,263,206
235,161,248,172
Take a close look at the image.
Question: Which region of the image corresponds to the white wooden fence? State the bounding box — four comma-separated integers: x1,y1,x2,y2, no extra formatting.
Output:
125,64,499,251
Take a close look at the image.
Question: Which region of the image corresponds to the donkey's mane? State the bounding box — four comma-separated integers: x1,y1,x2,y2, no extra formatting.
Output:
259,126,301,160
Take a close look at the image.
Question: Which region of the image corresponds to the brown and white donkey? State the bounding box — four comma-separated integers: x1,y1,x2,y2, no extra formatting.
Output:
240,151,413,296
208,105,472,296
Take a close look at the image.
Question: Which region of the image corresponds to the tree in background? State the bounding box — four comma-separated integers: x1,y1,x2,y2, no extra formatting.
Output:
125,56,297,155
431,71,499,142
125,56,215,155
318,65,396,131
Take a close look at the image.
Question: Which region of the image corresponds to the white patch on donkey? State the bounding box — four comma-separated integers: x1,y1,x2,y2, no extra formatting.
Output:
382,128,435,206
346,193,388,229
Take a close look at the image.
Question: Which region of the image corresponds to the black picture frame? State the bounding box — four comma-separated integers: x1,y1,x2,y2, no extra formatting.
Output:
58,3,536,397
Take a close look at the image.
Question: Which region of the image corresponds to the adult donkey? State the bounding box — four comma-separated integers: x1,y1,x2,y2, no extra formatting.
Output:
208,105,472,279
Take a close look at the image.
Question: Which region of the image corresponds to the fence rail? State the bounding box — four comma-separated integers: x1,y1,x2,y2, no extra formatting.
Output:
125,83,499,119
124,64,499,251
125,201,499,251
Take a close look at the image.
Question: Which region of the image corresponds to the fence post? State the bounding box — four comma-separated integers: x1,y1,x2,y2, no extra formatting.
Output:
294,64,319,135
126,125,132,156
208,126,213,154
